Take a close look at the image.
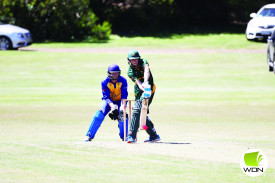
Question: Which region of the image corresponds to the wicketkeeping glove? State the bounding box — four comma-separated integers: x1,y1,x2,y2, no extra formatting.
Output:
118,109,128,121
109,104,119,120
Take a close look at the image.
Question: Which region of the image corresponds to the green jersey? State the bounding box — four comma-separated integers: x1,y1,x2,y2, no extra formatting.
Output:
127,59,154,100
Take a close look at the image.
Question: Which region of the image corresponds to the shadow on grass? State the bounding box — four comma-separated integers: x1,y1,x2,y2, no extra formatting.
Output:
112,23,249,38
31,24,267,44
19,49,37,51
34,39,108,44
155,142,191,145
31,24,253,42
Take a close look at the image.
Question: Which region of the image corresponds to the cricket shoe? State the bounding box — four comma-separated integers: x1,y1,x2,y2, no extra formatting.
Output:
126,136,136,143
144,134,161,143
84,136,92,142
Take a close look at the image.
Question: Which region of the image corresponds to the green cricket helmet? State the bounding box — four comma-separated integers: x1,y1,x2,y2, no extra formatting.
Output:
127,50,140,66
127,50,140,60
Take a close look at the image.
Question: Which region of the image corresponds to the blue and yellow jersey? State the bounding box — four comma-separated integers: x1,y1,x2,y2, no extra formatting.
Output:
101,76,128,103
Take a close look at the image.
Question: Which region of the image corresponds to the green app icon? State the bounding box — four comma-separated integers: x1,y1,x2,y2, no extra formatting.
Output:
244,151,263,167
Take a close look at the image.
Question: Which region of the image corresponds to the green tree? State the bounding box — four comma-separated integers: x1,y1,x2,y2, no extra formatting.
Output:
0,0,111,41
89,0,275,35
89,0,174,35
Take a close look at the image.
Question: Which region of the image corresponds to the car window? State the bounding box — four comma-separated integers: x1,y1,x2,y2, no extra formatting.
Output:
258,8,275,17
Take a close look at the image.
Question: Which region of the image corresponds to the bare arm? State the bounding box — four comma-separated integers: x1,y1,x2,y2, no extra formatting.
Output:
109,102,115,108
136,80,144,91
109,102,118,112
120,99,126,110
143,65,150,83
136,65,150,91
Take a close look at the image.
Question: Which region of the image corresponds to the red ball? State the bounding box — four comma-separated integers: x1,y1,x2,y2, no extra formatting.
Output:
143,125,148,130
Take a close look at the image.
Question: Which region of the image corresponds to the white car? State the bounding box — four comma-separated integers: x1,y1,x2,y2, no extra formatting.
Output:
0,21,33,50
246,3,275,41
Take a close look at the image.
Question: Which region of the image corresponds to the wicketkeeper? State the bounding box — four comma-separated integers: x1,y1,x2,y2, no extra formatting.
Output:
126,50,160,143
84,64,129,141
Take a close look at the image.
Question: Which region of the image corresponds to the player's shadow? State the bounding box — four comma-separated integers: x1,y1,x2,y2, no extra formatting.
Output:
155,142,191,145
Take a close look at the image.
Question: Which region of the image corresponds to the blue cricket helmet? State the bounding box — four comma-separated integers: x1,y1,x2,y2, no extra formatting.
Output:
107,64,121,79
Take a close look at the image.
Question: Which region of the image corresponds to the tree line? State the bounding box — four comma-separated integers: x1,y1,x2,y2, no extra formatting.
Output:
0,0,274,41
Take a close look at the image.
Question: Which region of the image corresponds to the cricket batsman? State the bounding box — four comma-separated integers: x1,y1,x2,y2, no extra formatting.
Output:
84,64,129,141
126,50,160,143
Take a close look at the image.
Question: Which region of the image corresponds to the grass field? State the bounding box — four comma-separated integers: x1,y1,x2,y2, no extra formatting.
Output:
0,34,275,183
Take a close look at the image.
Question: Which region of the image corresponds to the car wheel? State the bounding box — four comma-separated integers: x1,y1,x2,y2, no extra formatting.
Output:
0,36,12,50
267,49,273,72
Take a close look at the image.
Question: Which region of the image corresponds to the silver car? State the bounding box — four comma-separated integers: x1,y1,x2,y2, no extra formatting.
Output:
0,21,33,50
